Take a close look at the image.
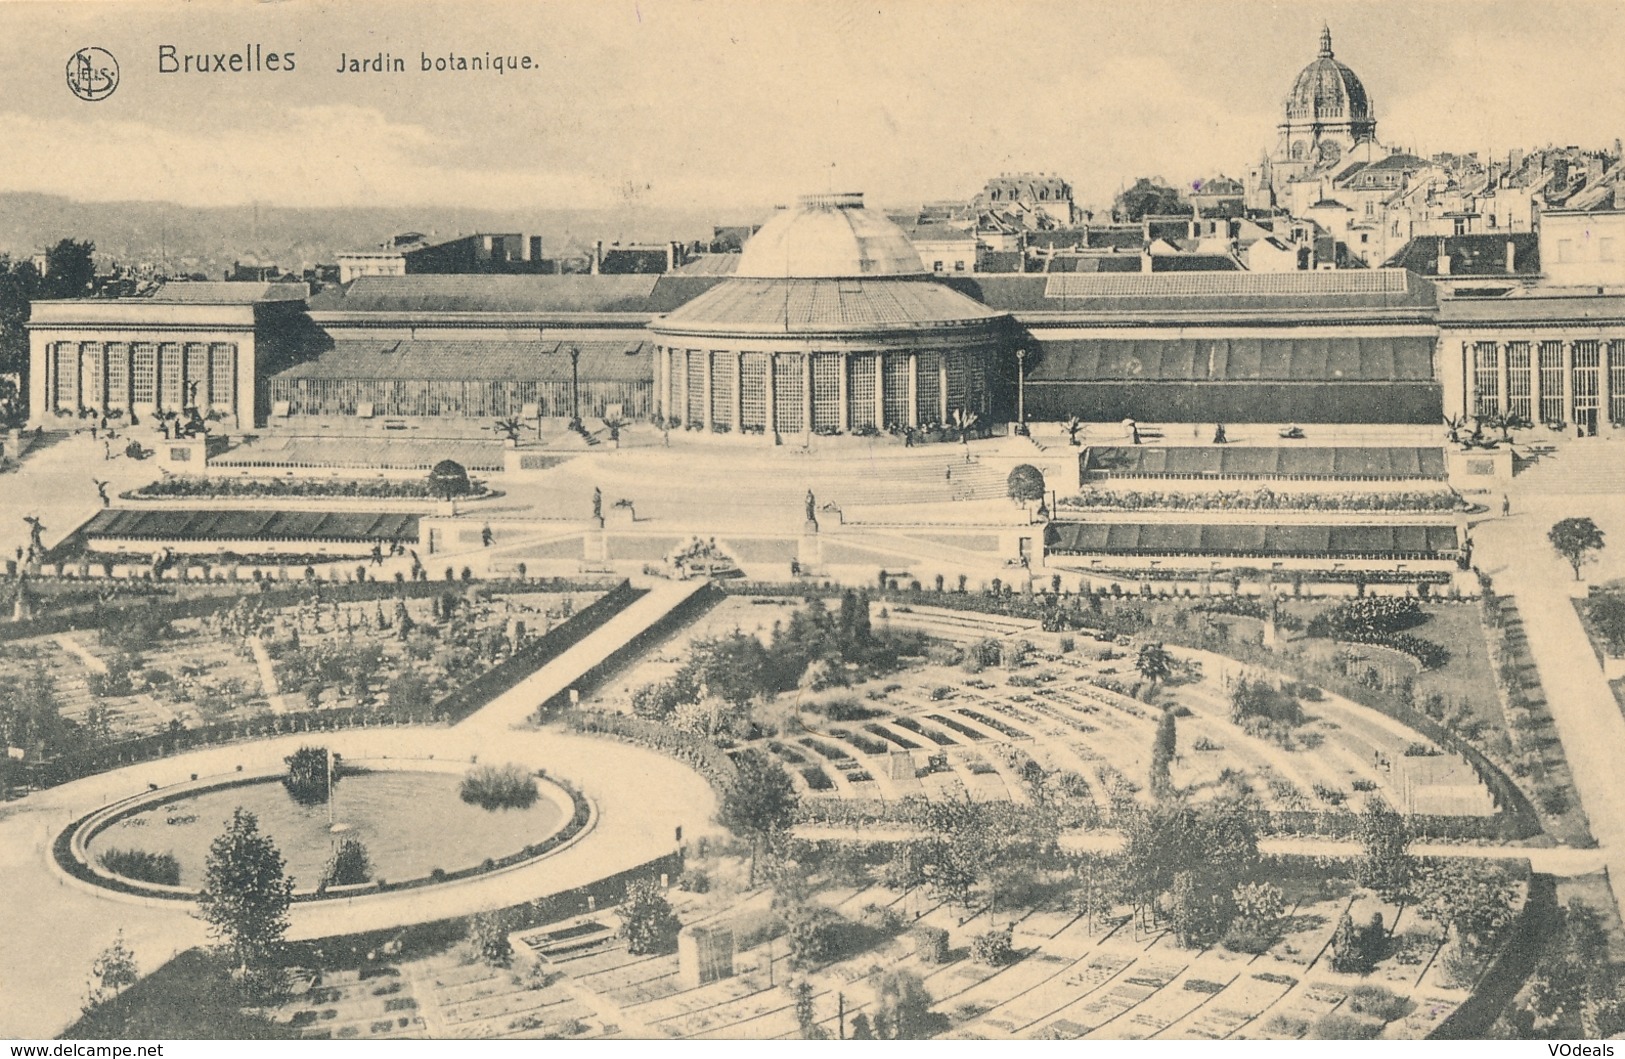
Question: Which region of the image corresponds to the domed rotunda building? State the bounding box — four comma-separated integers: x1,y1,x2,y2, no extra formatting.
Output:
649,192,1007,440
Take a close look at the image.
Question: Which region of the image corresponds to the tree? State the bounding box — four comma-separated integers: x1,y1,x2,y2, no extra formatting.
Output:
1548,517,1605,580
1587,593,1625,656
793,979,828,1039
871,969,939,1040
616,877,681,955
1063,415,1083,445
197,809,294,971
491,416,524,443
1412,859,1518,949
282,745,338,805
602,414,627,448
41,239,97,299
84,930,139,1019
468,909,515,966
1135,642,1174,688
1149,708,1177,798
0,259,42,402
1354,798,1415,903
1114,177,1186,222
718,749,800,886
1006,464,1046,503
1526,899,1625,1038
427,459,472,502
323,837,371,888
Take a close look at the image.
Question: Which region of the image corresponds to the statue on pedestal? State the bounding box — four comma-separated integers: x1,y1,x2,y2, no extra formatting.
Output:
592,486,603,524
804,489,818,532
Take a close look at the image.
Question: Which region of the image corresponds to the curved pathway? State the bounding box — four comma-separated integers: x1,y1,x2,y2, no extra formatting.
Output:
0,725,717,1039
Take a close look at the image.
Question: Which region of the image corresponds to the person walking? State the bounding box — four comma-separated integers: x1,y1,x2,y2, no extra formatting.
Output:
1501,493,1512,517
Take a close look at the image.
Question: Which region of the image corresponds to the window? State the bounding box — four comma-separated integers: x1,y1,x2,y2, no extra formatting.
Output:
710,351,734,428
811,353,841,432
848,354,876,430
933,261,943,272
159,343,183,408
1539,341,1566,424
208,344,235,407
773,353,804,435
1473,342,1500,417
739,352,767,430
1506,341,1532,421
954,260,966,272
105,344,127,410
132,343,156,403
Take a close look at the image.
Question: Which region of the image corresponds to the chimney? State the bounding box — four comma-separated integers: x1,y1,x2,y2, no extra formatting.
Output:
1436,238,1452,276
1506,239,1517,273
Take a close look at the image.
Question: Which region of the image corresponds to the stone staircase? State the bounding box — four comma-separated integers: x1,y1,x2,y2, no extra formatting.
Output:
1511,440,1625,494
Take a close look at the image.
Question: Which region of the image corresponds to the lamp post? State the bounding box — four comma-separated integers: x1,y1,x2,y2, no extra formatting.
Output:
1014,347,1027,432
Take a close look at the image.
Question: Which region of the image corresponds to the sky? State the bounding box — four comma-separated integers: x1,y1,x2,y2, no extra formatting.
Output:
0,0,1622,217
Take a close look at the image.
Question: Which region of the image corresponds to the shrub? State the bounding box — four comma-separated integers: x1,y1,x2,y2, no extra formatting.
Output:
459,763,540,810
324,837,372,887
676,868,711,893
912,925,950,964
1311,1013,1383,1040
97,847,181,886
1345,984,1410,1022
972,927,1017,966
1219,923,1273,954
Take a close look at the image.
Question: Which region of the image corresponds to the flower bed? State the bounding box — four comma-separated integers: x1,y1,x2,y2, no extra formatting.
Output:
1059,487,1462,513
126,476,491,501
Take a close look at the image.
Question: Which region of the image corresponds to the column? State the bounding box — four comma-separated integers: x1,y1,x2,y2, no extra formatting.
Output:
764,354,776,437
1562,339,1576,428
731,352,743,430
659,346,671,421
678,349,691,426
1462,341,1477,421
801,352,813,435
1600,339,1614,433
1530,337,1543,425
873,355,885,429
702,350,714,431
906,351,919,428
1497,341,1511,416
939,354,950,424
837,353,850,432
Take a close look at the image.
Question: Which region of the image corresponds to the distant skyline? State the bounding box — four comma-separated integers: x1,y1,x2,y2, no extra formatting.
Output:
1,0,1623,218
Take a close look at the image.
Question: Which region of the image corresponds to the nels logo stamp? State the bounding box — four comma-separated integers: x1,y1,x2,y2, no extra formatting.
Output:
66,46,118,101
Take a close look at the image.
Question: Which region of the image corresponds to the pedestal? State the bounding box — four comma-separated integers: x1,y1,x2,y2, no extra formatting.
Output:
584,524,608,565
798,531,822,569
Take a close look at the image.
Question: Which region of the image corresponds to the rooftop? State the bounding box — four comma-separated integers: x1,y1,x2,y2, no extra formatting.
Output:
652,276,1004,336
735,192,928,279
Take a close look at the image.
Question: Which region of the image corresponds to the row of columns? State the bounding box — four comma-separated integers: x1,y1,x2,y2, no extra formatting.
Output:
1465,337,1617,431
657,348,957,435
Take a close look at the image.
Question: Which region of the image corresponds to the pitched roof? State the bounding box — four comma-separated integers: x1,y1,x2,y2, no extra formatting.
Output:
142,281,308,304
1028,335,1435,383
1385,233,1539,277
307,274,666,314
271,337,651,382
651,276,1004,335
1045,521,1458,558
673,254,742,276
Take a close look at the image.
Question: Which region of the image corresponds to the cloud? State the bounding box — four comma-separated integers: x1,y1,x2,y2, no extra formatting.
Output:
0,105,617,209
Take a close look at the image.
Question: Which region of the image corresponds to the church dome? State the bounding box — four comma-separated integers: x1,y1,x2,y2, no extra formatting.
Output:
1284,26,1371,123
735,192,927,279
